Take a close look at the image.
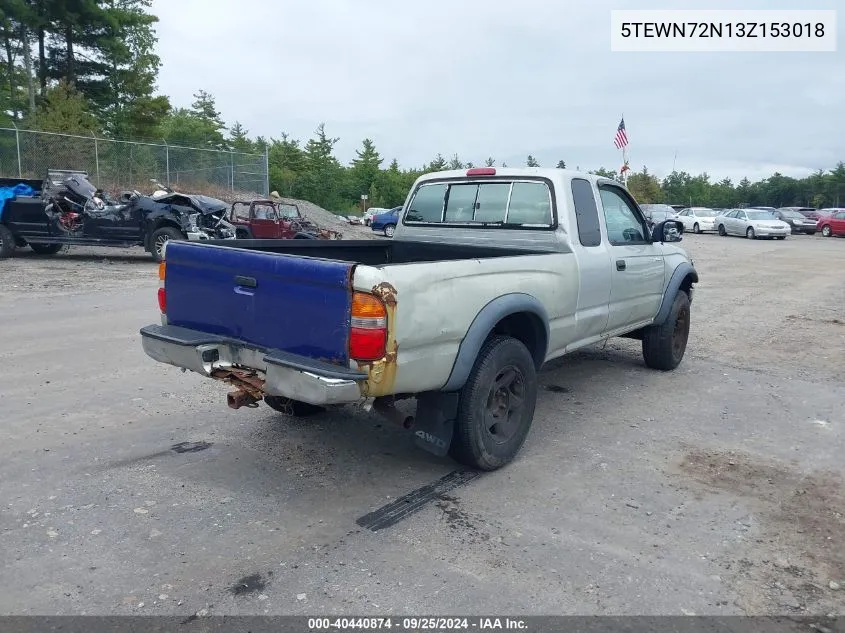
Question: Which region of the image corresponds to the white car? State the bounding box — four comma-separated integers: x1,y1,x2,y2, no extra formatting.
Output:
363,207,389,226
676,207,718,233
715,208,791,239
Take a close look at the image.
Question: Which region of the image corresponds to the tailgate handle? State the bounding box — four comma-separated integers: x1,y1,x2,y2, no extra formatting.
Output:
234,275,257,288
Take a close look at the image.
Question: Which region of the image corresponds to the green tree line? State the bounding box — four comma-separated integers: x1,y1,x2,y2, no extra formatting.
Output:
2,2,844,212
624,164,845,210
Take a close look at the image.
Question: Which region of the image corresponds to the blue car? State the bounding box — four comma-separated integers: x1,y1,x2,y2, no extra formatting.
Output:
370,206,402,237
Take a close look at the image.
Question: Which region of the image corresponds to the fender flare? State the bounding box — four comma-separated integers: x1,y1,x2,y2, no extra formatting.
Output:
441,293,550,392
654,262,699,325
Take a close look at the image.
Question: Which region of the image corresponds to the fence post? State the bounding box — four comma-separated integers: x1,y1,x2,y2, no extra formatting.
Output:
163,140,170,185
264,145,270,195
230,151,235,191
94,136,100,187
12,122,22,178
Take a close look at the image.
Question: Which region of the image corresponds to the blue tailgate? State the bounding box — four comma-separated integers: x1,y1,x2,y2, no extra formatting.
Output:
163,241,354,364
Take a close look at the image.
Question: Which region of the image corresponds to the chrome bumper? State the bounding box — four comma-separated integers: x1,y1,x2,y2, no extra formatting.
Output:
140,325,365,406
185,230,235,241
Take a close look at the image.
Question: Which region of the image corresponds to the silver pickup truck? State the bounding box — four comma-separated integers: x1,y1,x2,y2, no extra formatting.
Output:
140,167,698,471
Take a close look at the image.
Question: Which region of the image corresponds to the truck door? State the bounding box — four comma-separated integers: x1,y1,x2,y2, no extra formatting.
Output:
596,183,665,332
250,202,280,238
568,178,611,341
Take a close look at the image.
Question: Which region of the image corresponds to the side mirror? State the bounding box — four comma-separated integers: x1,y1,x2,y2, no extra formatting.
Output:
652,219,684,243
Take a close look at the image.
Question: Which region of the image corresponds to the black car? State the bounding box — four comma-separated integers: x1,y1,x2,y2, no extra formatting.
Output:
774,207,818,234
0,170,236,261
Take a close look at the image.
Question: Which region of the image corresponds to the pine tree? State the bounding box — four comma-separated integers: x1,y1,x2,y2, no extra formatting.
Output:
350,138,383,197
229,121,253,153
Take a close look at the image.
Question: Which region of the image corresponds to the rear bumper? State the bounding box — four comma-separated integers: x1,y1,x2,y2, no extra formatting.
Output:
139,324,366,406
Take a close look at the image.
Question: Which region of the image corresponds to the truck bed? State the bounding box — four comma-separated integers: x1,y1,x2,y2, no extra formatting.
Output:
197,238,547,266
159,239,551,370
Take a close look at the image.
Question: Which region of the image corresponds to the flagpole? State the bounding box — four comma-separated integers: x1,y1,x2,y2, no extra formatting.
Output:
622,144,629,186
620,113,629,186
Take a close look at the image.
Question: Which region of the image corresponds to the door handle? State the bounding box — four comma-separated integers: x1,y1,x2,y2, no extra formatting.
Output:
234,275,257,288
616,259,626,271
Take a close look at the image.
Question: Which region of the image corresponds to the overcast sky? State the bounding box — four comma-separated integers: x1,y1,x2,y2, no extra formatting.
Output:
148,0,842,183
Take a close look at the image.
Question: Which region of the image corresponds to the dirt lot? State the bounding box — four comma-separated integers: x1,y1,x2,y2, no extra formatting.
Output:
0,232,843,617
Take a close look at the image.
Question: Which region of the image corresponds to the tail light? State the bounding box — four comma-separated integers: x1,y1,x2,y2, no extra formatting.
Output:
349,291,387,361
466,167,496,176
157,261,166,313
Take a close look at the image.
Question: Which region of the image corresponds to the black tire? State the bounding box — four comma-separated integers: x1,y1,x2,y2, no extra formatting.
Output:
263,395,324,417
776,236,786,240
235,228,252,239
642,291,691,371
821,224,832,237
384,224,396,237
693,223,700,234
149,226,184,262
0,225,16,258
718,224,727,236
746,226,755,239
30,243,63,255
450,335,538,471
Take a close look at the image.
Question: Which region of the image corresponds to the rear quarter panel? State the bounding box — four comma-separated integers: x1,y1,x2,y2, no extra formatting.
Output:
352,249,580,397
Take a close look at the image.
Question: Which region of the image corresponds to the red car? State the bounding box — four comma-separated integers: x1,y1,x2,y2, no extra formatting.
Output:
228,200,341,240
817,209,845,237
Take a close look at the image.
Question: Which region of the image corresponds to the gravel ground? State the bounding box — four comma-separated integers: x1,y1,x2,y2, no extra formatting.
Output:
0,231,843,618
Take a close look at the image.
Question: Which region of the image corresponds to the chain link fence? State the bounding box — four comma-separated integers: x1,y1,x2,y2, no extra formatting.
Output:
0,127,269,196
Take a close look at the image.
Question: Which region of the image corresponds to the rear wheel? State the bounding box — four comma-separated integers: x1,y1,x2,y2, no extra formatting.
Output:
718,224,727,236
450,335,538,471
0,225,16,258
642,291,691,371
149,226,184,262
693,223,701,234
264,395,324,417
384,224,395,237
30,243,63,255
746,227,756,239
822,224,832,237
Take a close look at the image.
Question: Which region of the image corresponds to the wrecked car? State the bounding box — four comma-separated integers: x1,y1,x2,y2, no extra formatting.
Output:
228,199,343,240
0,170,236,261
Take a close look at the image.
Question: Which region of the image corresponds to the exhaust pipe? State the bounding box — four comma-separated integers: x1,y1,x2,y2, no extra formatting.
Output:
227,389,260,409
373,397,414,429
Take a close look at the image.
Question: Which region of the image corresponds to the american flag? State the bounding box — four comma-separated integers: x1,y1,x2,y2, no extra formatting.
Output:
613,118,628,149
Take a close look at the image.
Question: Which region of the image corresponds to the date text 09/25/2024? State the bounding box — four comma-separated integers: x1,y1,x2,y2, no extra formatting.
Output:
308,617,528,631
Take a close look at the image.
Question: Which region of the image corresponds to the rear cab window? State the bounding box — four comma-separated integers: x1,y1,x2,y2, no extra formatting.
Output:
404,178,555,229
570,178,602,247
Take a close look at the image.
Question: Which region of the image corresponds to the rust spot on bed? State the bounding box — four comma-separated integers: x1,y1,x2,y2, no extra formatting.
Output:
371,282,398,308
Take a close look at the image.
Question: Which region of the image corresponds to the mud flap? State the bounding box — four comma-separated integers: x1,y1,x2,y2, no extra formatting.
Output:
413,391,459,457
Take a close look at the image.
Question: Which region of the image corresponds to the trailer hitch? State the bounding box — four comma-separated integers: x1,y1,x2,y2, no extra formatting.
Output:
211,368,265,410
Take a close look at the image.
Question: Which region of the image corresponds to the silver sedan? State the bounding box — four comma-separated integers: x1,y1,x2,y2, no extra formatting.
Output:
715,209,791,239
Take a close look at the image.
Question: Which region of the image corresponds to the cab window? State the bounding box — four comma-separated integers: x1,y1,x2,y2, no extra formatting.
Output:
598,185,650,245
